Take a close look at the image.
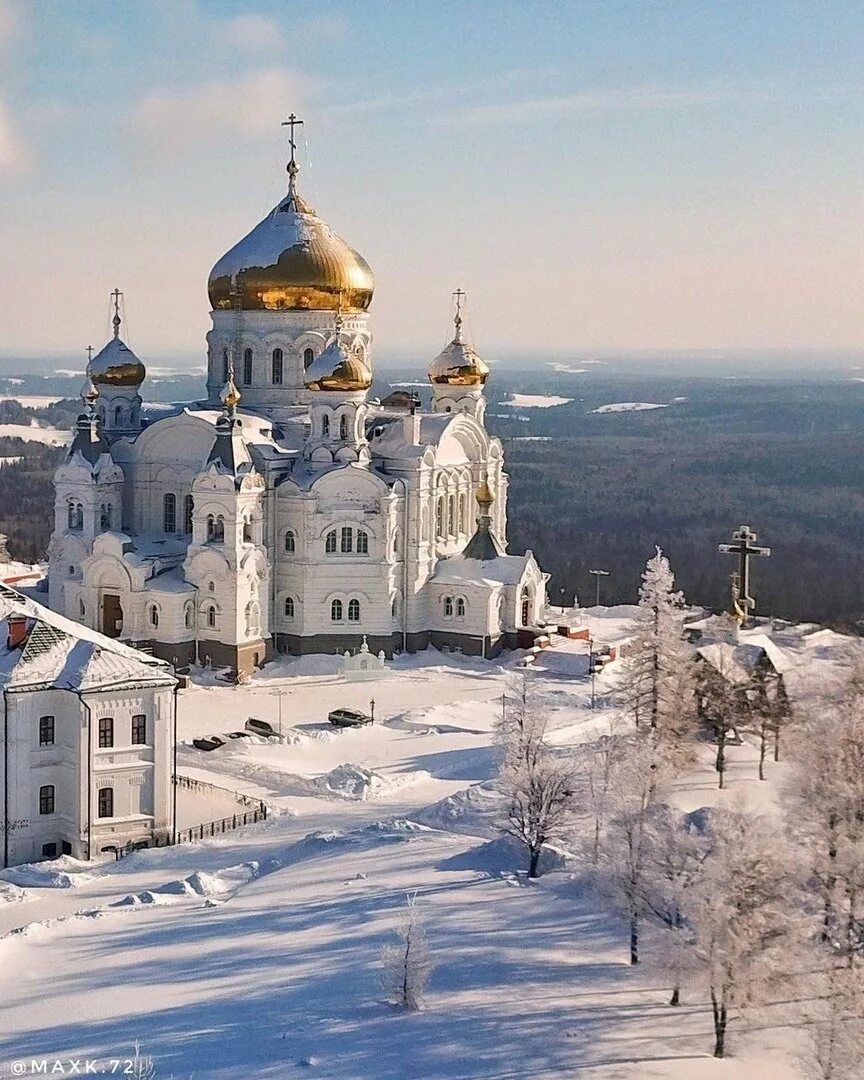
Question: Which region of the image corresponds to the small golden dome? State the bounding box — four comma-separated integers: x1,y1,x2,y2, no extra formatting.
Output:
208,181,374,313
89,337,146,388
476,480,494,508
428,293,489,387
221,378,241,412
304,337,373,393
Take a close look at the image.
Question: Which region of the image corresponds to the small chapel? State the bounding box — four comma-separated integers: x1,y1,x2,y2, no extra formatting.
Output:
46,123,548,677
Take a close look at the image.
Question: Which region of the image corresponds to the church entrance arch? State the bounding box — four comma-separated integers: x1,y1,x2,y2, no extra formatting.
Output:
102,594,123,638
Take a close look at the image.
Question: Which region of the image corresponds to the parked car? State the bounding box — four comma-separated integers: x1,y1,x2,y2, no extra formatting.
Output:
328,708,372,728
192,736,225,752
245,718,279,738
226,731,251,740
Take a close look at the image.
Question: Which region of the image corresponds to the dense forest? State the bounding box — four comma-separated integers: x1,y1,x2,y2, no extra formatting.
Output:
0,371,862,626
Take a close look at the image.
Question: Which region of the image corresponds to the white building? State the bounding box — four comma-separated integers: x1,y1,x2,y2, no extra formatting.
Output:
46,133,548,678
0,584,176,867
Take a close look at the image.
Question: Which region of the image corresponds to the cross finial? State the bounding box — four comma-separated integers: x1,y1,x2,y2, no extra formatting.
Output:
334,287,344,339
281,112,304,186
111,288,123,340
86,345,94,364
453,288,466,343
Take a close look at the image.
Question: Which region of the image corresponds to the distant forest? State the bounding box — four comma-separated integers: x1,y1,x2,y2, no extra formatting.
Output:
0,374,862,626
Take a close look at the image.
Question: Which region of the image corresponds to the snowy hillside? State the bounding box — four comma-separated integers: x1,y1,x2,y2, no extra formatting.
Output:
0,609,854,1079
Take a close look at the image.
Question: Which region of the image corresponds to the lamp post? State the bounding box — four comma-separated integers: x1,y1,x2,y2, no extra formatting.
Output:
588,637,596,710
369,697,376,724
559,587,566,615
271,687,287,738
589,568,610,608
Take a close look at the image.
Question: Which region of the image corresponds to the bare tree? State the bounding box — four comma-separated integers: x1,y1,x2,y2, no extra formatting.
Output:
696,649,747,789
129,1043,157,1080
381,894,434,1011
805,962,864,1080
684,804,794,1058
577,721,627,866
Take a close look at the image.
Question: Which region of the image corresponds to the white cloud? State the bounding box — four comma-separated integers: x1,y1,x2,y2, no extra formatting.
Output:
0,0,21,48
132,68,304,158
213,13,284,53
0,98,30,175
439,85,745,127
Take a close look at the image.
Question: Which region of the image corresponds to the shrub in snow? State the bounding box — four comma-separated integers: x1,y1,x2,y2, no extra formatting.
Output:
129,1042,157,1080
380,894,434,1010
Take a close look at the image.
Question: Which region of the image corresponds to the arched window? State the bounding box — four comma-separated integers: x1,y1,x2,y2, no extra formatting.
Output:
184,602,194,629
356,530,368,555
243,518,253,543
222,347,230,382
245,601,260,636
448,494,456,535
347,598,360,622
206,604,216,629
331,598,343,622
206,514,215,541
303,347,315,370
459,493,468,533
68,502,82,531
100,503,111,531
284,596,295,619
340,526,352,553
284,530,295,553
444,596,453,617
392,529,401,557
436,498,444,538
149,604,159,628
163,493,176,534
214,515,225,542
321,414,330,437
242,347,253,386
339,414,348,440
521,588,532,627
456,597,466,618
271,348,283,385
78,598,85,616
184,494,194,534
325,530,337,553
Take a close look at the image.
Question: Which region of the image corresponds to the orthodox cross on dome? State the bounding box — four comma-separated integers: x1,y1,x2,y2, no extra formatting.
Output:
281,112,304,182
453,288,465,342
110,288,123,339
86,345,94,364
718,524,771,626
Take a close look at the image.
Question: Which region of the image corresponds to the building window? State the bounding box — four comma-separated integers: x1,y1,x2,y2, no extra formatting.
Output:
131,714,146,745
163,492,176,534
271,348,283,384
245,601,260,636
242,347,253,386
100,503,112,531
206,604,216,629
284,596,295,618
340,527,353,553
456,597,466,617
284,530,295,553
39,715,55,746
39,784,55,815
331,598,343,622
347,598,360,622
444,596,453,617
114,404,123,427
78,598,85,616
325,530,337,553
68,565,75,577
149,604,159,628
321,414,330,437
243,518,253,543
356,530,368,555
41,842,57,858
98,716,114,749
448,495,456,535
339,414,348,440
303,347,315,370
207,514,225,542
436,498,444,538
222,347,229,382
459,493,468,533
184,602,194,629
68,502,83,531
184,494,194,534
97,787,113,818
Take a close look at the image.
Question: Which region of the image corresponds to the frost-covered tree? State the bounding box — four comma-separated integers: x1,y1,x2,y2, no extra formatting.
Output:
128,1043,157,1080
600,731,671,965
380,894,434,1011
618,549,696,766
684,805,794,1058
495,672,546,766
696,650,747,789
577,721,627,866
805,963,864,1080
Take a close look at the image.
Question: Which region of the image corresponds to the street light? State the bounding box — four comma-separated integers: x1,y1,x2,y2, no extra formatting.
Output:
369,697,376,724
271,687,287,738
559,586,566,616
589,568,610,608
587,637,596,710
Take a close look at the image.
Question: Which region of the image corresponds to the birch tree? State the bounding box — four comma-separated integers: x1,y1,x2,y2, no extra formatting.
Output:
380,894,434,1010
684,805,794,1058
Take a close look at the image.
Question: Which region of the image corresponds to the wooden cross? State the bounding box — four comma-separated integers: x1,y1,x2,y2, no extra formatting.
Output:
281,112,304,172
718,524,771,622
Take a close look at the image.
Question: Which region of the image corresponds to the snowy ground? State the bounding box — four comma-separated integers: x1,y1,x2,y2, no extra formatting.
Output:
0,421,71,445
0,619,837,1079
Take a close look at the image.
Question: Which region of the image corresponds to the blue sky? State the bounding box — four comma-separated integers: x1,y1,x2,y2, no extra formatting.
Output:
0,0,862,360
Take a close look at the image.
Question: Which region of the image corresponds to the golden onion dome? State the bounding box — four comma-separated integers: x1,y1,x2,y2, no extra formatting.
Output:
304,335,373,393
428,292,489,387
208,175,374,313
89,336,146,389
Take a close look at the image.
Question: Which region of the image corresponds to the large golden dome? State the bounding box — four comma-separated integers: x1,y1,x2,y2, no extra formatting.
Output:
208,175,374,313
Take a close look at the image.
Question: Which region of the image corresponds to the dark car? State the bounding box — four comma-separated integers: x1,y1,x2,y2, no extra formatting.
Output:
226,731,251,740
192,736,225,752
245,718,279,738
328,708,372,728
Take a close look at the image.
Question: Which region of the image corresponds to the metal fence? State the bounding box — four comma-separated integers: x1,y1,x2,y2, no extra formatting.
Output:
175,772,265,811
175,806,267,845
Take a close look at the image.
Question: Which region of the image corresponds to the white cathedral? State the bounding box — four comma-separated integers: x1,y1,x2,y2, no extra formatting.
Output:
46,133,548,678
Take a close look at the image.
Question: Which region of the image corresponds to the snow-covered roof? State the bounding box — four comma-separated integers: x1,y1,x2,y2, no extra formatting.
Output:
0,585,176,692
431,551,531,588
697,637,796,683
366,413,452,458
